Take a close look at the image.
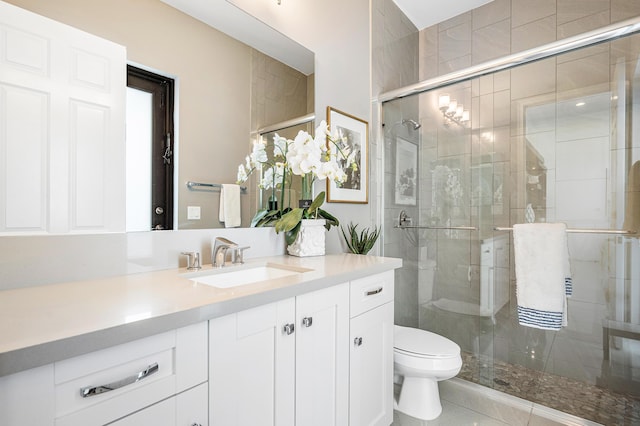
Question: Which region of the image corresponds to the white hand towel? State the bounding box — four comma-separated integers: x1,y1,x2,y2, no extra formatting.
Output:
219,184,241,228
513,223,571,330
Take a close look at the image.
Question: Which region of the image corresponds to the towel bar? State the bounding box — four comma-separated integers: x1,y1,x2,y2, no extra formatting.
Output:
186,181,247,193
395,225,477,231
493,226,636,235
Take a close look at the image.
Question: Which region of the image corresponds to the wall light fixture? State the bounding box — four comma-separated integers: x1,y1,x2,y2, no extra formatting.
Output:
439,94,469,127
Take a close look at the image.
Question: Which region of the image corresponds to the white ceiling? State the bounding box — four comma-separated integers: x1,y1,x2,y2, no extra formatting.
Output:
392,0,494,30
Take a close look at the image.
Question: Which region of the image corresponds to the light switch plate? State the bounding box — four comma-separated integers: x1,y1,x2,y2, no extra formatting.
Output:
187,206,201,220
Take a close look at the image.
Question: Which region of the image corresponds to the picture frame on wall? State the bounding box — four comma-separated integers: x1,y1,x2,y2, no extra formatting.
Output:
326,106,368,203
395,137,417,206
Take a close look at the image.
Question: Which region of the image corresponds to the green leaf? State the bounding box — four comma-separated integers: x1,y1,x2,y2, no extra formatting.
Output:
284,221,302,245
250,209,270,227
317,208,339,229
275,208,303,233
339,222,380,254
305,192,326,217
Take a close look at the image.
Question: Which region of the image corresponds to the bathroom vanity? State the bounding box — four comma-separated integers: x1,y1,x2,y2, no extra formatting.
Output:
0,254,400,426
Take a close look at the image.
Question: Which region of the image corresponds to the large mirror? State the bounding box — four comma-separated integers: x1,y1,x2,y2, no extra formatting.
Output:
2,0,314,231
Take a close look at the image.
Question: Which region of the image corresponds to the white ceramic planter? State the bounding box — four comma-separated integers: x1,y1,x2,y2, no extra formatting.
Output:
287,219,326,257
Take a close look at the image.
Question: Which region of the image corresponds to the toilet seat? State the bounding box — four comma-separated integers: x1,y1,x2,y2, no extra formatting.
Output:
394,325,460,359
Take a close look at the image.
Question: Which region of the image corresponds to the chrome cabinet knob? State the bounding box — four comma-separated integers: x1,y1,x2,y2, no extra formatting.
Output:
302,317,313,327
354,337,363,347
283,323,295,335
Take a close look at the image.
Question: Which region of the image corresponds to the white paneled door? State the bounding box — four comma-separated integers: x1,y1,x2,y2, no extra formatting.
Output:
0,1,126,234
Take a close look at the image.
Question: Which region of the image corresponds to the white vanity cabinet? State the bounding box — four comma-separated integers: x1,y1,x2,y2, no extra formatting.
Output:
349,271,395,426
209,283,350,426
110,382,207,426
0,322,208,426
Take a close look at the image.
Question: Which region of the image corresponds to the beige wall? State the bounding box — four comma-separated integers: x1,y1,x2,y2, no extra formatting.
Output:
5,0,309,229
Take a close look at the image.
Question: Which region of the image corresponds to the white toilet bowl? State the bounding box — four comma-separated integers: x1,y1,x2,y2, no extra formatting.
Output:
393,325,462,421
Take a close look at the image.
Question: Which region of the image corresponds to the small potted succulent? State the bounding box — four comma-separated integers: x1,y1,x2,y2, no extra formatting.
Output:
341,222,381,255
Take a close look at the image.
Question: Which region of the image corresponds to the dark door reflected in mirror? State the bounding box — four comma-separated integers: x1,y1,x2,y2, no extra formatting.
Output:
126,65,175,231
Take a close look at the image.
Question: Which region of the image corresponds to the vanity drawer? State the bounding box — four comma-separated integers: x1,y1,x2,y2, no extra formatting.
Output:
54,322,207,426
350,271,394,317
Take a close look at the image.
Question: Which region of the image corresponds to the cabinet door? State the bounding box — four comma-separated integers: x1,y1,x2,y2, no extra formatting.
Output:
295,283,349,426
0,364,55,425
109,383,207,426
176,383,208,426
350,302,394,426
209,298,295,426
109,397,174,426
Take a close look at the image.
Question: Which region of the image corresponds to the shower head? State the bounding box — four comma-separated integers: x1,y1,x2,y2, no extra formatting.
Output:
402,119,421,130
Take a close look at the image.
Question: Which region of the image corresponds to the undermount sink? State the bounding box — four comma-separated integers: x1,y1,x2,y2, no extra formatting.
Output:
185,263,313,289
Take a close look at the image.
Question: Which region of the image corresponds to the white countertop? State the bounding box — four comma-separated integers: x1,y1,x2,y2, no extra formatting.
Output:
0,254,401,377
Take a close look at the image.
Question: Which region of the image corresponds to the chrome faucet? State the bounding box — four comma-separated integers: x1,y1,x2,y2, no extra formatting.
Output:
212,237,238,268
181,251,201,270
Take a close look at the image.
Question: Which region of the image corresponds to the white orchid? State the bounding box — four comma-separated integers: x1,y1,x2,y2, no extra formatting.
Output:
250,140,268,167
260,163,285,190
237,119,357,215
237,164,248,183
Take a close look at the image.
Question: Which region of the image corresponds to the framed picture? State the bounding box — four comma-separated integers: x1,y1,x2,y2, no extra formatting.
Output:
395,138,417,206
326,106,368,203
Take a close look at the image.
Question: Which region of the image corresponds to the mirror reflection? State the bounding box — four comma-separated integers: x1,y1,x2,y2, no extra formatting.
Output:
2,0,314,233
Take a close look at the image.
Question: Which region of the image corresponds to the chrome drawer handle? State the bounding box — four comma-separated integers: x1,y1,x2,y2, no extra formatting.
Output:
80,362,159,398
365,287,383,296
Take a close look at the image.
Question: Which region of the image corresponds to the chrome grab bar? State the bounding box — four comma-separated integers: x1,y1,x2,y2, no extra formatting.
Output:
186,181,247,193
493,226,637,235
396,210,476,231
394,225,477,231
80,362,159,398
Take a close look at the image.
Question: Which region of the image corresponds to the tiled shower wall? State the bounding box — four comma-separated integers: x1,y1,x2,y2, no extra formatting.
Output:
375,0,640,330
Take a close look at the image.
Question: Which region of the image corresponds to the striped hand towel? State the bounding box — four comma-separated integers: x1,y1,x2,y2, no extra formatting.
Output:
513,223,572,330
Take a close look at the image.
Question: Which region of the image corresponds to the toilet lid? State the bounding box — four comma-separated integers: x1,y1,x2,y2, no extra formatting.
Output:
394,325,460,358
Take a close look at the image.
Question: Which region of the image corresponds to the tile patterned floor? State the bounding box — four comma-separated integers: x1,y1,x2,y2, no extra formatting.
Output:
458,352,640,425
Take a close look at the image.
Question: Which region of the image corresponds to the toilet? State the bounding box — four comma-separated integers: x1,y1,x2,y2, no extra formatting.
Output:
393,325,462,420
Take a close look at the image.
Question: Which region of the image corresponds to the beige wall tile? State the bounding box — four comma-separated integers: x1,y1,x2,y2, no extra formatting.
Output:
511,0,556,28
558,9,610,38
494,70,511,92
556,51,609,96
494,90,511,128
439,10,471,31
510,58,557,100
473,19,511,64
557,0,609,25
439,21,472,62
611,0,640,22
512,15,557,53
472,0,511,30
439,54,472,75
